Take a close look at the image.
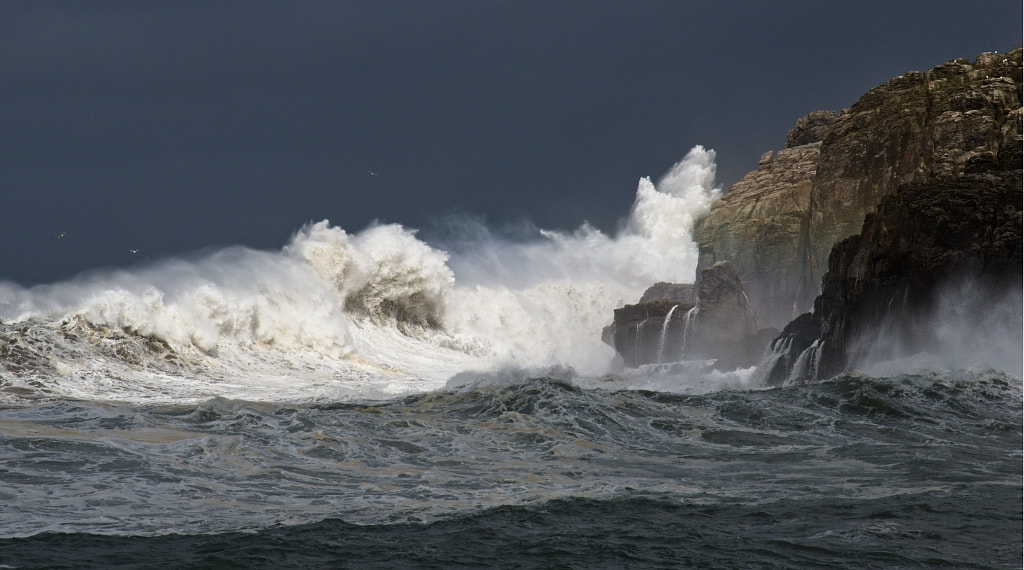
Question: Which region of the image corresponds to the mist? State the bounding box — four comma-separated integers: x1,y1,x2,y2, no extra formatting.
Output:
859,278,1024,379
0,146,723,386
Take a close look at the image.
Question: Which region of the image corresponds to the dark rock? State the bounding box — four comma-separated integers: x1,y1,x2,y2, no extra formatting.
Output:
763,171,1023,384
603,282,696,368
687,261,768,370
785,110,840,148
606,266,778,371
756,312,818,386
638,282,695,304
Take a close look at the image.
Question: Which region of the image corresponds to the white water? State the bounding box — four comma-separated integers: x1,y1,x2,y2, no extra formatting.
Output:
680,306,699,356
657,304,680,364
0,147,734,403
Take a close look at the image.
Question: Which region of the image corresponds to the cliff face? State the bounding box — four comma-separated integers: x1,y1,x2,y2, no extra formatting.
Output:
693,141,822,330
753,51,1024,384
695,50,1023,331
761,171,1023,384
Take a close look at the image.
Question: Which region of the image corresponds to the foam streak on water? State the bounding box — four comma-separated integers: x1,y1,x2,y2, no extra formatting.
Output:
0,372,1018,562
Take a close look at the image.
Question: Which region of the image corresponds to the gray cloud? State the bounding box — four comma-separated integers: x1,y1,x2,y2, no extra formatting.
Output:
2,1,1020,284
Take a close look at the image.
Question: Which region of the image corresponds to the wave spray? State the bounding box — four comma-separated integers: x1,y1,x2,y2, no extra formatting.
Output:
0,147,722,402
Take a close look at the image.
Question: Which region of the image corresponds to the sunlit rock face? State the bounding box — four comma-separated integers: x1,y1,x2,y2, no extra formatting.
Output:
695,50,1023,333
694,139,822,331
786,110,841,148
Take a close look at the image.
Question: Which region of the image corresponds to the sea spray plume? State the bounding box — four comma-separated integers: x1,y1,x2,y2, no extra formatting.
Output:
442,146,723,290
438,146,723,374
283,220,453,328
0,146,725,389
858,278,1024,378
628,144,721,244
0,247,355,357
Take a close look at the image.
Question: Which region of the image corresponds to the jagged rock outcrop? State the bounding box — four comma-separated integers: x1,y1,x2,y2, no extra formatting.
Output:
695,50,1023,332
603,283,694,368
760,170,1023,384
638,282,695,304
605,265,775,370
786,110,840,148
686,261,777,370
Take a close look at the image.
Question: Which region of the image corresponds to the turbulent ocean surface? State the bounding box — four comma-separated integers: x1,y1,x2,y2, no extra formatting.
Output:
1,148,1021,568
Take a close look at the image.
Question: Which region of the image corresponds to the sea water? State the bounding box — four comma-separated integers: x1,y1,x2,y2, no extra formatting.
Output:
0,147,1020,568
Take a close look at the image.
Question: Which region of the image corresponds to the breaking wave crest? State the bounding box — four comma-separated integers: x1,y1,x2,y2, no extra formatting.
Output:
0,147,723,402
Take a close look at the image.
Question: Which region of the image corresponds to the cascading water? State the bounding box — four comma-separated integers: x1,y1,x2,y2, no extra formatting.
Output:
634,321,646,366
739,290,759,333
786,339,823,384
656,304,680,363
751,334,794,386
680,306,699,357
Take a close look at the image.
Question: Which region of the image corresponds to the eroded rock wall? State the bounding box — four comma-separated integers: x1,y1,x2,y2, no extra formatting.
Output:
693,141,821,330
603,283,694,368
687,261,775,371
760,171,1023,385
695,50,1023,332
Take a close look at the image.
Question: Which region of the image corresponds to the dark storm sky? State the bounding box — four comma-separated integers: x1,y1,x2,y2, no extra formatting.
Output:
2,1,1021,285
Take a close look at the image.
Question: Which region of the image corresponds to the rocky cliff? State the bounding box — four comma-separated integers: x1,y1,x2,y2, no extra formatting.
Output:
694,50,1023,332
754,50,1023,384
604,264,773,370
685,261,776,371
692,139,822,330
607,50,1021,376
603,283,694,368
760,170,1023,385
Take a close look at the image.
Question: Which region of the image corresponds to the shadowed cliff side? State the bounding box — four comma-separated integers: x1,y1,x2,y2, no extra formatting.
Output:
759,171,1023,385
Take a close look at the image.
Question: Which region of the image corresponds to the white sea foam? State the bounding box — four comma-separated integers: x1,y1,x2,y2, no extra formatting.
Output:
0,146,724,402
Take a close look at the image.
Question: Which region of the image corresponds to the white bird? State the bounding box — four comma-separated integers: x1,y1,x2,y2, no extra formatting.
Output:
128,249,139,254
368,170,378,176
56,231,66,240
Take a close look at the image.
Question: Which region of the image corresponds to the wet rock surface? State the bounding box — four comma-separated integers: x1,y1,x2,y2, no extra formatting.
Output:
605,264,774,370
762,172,1023,384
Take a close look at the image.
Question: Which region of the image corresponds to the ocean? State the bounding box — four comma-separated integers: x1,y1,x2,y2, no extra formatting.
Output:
1,148,1020,568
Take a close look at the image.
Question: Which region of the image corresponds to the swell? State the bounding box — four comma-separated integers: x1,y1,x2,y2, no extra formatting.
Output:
0,372,1018,539
2,490,1020,569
